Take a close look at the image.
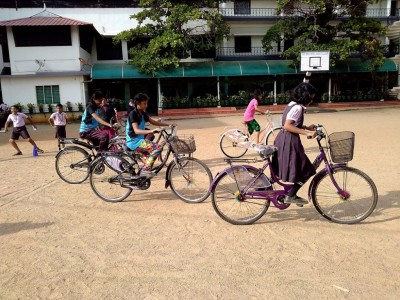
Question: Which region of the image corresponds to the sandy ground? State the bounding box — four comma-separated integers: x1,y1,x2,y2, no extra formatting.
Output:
0,107,399,299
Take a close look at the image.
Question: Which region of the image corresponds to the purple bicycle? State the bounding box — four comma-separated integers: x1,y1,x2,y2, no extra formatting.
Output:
209,125,378,225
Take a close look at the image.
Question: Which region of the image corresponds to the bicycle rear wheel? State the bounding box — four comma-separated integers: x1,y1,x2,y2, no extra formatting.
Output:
55,146,92,184
265,127,282,146
168,157,212,203
220,129,248,158
211,166,270,225
311,166,378,224
89,154,132,202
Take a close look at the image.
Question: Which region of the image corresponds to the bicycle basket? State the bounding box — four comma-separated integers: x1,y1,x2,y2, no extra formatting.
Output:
169,135,196,154
328,131,355,163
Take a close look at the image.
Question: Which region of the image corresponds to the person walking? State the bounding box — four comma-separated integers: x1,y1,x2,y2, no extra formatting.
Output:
272,82,317,205
3,105,44,156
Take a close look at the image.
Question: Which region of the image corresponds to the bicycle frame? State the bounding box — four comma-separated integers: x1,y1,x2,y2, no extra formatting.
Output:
220,113,282,148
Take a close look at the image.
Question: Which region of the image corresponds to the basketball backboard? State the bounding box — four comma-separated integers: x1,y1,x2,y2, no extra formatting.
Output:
300,51,330,71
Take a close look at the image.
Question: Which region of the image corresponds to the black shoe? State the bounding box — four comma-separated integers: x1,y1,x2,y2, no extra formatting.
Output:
283,195,309,205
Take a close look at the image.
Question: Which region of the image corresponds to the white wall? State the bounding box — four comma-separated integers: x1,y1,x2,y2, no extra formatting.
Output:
1,75,85,106
6,25,83,75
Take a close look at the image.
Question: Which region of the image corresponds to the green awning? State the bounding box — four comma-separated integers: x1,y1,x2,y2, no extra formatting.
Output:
331,58,397,73
92,59,396,79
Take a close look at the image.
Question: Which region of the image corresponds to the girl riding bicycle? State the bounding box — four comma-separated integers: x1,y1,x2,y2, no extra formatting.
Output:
79,91,116,152
243,89,269,145
126,93,173,177
273,82,317,205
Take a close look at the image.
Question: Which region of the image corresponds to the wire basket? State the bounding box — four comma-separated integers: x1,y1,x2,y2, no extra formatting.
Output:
169,135,196,154
328,131,355,163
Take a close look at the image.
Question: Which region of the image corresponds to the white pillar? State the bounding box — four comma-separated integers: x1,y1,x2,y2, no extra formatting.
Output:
273,78,277,105
328,76,332,103
157,78,162,110
217,76,221,107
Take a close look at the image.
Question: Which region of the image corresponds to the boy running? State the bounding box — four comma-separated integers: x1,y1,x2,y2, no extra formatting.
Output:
3,105,44,156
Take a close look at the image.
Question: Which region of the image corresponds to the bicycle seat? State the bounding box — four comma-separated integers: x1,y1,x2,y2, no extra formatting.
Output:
254,145,277,157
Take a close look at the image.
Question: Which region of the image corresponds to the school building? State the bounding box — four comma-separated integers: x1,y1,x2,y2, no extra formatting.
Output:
0,0,399,115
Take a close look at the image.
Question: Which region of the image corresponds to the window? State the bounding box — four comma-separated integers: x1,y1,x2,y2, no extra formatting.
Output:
234,36,251,53
234,0,251,15
96,37,123,60
13,26,71,47
36,85,60,104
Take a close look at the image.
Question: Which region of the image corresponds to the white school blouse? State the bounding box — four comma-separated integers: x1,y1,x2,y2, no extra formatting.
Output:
50,112,67,126
7,113,27,127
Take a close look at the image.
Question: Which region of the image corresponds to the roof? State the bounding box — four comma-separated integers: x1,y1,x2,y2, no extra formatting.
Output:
92,59,397,79
0,9,92,26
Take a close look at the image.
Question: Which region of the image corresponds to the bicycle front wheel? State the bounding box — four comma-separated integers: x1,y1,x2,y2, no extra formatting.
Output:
220,130,248,158
89,154,132,202
211,166,270,225
55,146,92,184
168,157,212,203
311,166,378,224
265,127,282,146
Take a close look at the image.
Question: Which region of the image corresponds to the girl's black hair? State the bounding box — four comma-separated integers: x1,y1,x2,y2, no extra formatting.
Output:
91,91,104,102
253,89,262,98
290,82,317,104
134,93,149,105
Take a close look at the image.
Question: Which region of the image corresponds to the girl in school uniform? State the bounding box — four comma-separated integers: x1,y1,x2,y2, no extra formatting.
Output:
273,82,317,205
49,103,68,150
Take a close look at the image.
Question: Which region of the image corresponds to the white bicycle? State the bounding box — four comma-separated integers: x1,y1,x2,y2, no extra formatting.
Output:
219,112,282,158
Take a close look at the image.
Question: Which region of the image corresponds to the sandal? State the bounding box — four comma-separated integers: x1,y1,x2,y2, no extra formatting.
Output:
36,148,44,153
13,152,22,156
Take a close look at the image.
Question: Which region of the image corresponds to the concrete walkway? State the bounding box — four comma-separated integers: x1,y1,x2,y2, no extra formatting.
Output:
158,100,400,118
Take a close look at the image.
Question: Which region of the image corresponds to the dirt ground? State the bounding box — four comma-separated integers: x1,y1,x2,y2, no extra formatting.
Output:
0,107,399,299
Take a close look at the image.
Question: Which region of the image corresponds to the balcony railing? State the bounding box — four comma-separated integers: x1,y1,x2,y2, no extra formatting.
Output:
216,47,280,58
219,8,277,17
219,8,400,19
216,45,399,59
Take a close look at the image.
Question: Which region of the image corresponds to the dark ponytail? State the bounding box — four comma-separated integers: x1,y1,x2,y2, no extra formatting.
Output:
290,83,316,104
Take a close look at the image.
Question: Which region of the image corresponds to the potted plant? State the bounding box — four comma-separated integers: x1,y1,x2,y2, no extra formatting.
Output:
65,101,73,112
47,103,53,113
38,103,44,113
76,102,84,112
27,103,35,114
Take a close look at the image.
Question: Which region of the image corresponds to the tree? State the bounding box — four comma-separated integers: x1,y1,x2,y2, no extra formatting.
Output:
114,0,230,75
262,0,387,69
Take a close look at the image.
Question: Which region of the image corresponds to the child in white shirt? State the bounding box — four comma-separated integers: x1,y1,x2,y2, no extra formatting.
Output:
4,105,44,156
49,103,68,150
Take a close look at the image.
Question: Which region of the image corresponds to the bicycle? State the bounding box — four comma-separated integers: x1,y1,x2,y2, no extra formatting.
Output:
55,119,126,184
89,128,213,203
219,111,282,158
209,125,378,225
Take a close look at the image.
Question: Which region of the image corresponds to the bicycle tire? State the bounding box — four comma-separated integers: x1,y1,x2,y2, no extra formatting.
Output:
211,166,271,225
55,146,92,184
311,166,378,224
220,129,248,158
89,154,133,203
265,127,282,146
168,157,212,203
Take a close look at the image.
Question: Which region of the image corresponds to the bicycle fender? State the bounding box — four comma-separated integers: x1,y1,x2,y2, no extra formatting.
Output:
208,165,260,192
55,145,90,159
164,161,175,189
307,164,347,200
